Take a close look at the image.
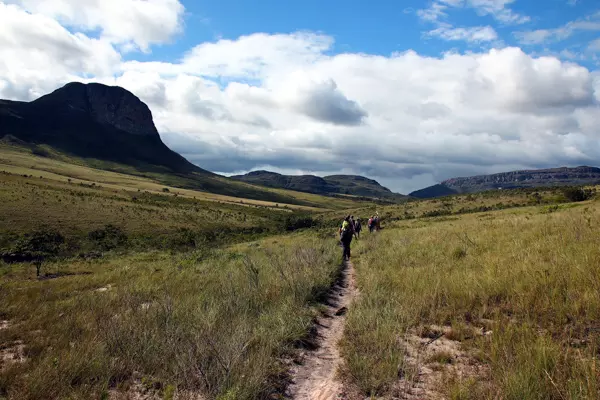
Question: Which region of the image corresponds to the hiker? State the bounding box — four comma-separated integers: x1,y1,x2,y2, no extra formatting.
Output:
355,218,362,239
340,215,354,261
368,216,374,233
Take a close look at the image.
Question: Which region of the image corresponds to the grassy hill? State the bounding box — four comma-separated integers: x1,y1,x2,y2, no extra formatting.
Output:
232,170,407,202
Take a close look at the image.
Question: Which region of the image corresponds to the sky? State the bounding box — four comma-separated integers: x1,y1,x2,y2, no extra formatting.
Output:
1,0,600,193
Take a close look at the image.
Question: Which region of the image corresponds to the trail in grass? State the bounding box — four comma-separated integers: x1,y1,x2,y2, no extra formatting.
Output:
286,260,357,400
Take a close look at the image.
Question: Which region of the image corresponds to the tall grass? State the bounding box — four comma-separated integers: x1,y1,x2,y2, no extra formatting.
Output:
342,204,600,398
0,234,339,399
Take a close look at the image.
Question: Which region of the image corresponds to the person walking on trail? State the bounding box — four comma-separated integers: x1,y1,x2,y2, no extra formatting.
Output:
340,216,354,261
368,216,373,233
355,218,362,239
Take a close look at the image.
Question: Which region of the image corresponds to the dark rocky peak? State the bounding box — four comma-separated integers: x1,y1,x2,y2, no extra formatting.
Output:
32,82,158,137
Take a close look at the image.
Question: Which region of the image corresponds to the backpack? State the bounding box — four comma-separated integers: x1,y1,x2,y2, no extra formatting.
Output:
341,227,353,241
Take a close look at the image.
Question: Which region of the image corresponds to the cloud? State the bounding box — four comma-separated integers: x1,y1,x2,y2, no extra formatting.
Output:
417,0,515,46
0,3,121,100
6,0,185,51
417,2,449,23
419,0,529,26
427,24,498,42
466,0,530,24
590,38,600,52
515,11,600,45
115,36,600,192
280,77,367,126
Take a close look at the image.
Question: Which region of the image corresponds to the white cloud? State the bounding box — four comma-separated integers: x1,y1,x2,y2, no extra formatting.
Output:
0,3,120,100
417,2,448,23
467,0,530,24
590,38,600,52
419,0,529,26
515,11,600,45
427,24,498,42
6,0,184,51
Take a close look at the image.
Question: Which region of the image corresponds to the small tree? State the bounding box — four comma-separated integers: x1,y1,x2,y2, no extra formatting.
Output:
3,228,64,276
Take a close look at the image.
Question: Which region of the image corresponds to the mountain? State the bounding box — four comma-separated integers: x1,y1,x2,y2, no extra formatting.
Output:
410,166,600,198
231,170,406,201
0,82,204,174
0,82,344,206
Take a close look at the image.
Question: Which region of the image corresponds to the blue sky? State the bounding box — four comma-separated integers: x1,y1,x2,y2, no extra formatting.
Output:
135,0,600,69
1,0,600,193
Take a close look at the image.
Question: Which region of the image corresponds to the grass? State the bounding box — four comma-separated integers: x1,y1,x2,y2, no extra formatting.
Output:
341,201,600,398
0,232,341,399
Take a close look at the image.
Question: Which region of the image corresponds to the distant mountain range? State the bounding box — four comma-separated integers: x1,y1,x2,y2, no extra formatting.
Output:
410,166,600,198
231,170,406,201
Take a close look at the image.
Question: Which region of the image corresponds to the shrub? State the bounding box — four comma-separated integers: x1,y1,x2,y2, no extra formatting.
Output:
1,227,65,276
283,214,319,231
88,225,128,251
562,187,593,202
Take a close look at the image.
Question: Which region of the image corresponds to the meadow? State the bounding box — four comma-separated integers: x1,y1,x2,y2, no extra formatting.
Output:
341,198,600,399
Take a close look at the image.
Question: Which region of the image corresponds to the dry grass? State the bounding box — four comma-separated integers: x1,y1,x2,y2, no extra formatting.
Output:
0,233,341,399
342,201,600,399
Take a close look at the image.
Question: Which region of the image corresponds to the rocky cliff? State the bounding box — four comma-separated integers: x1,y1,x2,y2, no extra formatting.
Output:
0,82,203,173
410,166,600,198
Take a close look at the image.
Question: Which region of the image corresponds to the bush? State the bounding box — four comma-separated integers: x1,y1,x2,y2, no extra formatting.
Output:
283,214,319,231
1,227,65,275
88,225,128,251
562,187,593,202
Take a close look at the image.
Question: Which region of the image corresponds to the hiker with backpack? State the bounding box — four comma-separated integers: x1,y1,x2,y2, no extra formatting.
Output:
340,215,355,261
354,218,362,238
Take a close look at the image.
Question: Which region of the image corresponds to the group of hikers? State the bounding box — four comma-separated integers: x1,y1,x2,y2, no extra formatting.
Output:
338,214,380,261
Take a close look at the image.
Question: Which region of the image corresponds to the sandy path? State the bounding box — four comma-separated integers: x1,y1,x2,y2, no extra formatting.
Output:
286,260,357,400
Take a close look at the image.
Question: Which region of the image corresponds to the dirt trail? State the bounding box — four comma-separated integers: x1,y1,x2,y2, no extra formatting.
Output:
286,260,357,400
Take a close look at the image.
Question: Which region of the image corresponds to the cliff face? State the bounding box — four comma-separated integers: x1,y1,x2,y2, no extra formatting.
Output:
0,82,203,173
410,166,600,199
442,167,600,187
30,82,160,137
